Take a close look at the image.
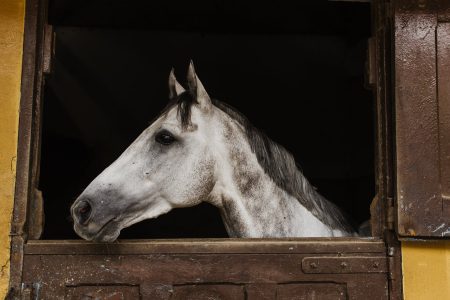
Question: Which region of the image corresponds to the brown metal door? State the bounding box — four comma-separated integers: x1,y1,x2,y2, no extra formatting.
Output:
20,239,390,299
395,0,450,238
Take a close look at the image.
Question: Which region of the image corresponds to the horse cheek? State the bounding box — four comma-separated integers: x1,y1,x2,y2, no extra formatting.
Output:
178,153,215,206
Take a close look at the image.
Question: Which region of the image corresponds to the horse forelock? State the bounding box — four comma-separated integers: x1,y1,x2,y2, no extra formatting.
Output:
159,91,355,233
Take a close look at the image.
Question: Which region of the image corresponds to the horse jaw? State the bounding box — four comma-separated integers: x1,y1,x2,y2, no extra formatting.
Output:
97,201,173,243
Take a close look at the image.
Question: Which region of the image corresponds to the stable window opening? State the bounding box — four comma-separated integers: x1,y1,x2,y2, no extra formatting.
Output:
39,0,375,240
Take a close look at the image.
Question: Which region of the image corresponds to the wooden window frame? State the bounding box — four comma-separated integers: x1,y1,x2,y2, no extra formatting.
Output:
8,0,403,298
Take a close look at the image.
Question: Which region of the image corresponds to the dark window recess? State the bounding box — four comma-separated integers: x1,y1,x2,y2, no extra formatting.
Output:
39,0,373,239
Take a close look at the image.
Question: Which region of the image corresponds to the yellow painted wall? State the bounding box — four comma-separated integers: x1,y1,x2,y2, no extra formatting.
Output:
0,0,25,298
402,241,450,300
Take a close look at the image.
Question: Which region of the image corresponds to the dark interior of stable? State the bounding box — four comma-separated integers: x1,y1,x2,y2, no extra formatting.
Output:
40,0,373,239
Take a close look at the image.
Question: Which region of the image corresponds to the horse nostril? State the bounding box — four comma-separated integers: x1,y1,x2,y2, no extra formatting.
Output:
76,200,92,225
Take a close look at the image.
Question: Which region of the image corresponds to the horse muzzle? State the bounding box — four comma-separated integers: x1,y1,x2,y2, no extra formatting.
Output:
71,197,120,242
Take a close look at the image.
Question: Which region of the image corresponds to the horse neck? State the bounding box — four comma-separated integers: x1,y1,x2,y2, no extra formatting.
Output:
207,114,345,238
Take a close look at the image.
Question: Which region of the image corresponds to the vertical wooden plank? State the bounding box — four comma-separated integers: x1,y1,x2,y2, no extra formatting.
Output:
9,0,48,296
394,0,448,237
371,3,404,297
437,23,450,220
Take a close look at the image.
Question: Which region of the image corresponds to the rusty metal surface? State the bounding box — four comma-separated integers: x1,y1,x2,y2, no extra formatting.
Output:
23,238,386,255
395,0,450,238
302,256,387,274
21,240,389,299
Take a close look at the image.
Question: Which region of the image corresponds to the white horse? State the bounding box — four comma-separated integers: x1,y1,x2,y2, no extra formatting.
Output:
71,62,356,242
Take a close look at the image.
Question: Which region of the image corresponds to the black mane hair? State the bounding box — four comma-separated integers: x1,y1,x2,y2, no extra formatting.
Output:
162,90,355,233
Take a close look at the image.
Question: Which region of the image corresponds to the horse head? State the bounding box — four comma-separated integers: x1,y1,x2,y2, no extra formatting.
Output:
71,62,219,242
71,62,356,242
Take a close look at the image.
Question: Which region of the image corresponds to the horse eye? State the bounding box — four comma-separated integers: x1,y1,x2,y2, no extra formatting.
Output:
155,131,176,145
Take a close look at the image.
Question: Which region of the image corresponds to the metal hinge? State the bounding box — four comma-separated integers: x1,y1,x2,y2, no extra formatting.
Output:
302,256,388,274
387,246,397,280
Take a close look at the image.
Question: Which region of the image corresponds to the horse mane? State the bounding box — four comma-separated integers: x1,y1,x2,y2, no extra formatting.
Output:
163,91,355,233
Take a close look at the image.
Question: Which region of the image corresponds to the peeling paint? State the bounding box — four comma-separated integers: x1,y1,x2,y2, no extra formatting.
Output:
0,259,10,277
432,223,446,232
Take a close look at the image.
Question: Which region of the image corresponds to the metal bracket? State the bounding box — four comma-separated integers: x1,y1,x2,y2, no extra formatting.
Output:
302,256,388,274
387,246,397,280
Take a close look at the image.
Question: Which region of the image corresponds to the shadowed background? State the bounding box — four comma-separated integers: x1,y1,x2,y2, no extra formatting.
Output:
40,0,373,239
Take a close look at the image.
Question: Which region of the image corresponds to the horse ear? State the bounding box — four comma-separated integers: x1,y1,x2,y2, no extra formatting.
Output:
186,60,212,111
168,68,185,99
